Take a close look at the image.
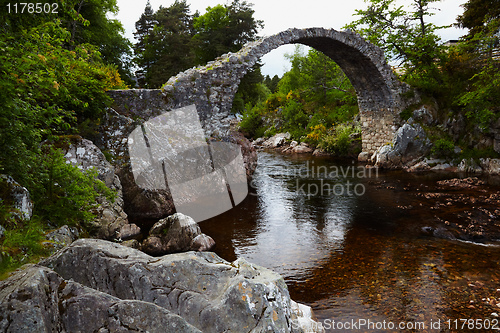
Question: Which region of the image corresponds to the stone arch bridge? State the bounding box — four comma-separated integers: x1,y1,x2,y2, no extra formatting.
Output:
110,28,414,157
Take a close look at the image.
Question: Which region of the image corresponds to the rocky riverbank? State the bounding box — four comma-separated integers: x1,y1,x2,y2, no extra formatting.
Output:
0,239,323,332
253,126,500,176
0,106,323,332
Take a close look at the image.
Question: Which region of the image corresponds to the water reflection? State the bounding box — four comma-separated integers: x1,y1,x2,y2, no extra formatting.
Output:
200,151,500,332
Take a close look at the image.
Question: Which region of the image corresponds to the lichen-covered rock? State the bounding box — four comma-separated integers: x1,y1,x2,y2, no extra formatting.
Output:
479,158,500,175
40,238,320,333
142,213,215,255
372,123,431,168
0,174,33,221
44,225,80,252
0,264,200,332
63,137,135,241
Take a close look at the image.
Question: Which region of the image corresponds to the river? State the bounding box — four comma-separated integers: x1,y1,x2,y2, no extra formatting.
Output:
200,151,500,332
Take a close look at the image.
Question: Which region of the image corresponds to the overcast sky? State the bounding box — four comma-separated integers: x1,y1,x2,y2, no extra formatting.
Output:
114,0,467,76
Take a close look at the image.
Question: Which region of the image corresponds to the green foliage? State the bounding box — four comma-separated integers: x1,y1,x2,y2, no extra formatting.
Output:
459,146,500,160
345,0,447,94
30,147,115,227
457,0,500,38
264,75,281,93
0,9,123,276
2,219,46,258
232,64,269,114
431,138,455,158
318,124,361,156
193,0,263,64
458,61,500,129
0,217,48,278
456,18,500,129
0,0,133,85
239,105,265,138
1,22,126,123
239,46,359,152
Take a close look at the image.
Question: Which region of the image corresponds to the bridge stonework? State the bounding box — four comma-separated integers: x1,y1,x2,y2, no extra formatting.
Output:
119,28,414,156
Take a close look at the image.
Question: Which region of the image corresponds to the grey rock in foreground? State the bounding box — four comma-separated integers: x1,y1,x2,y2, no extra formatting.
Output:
0,264,200,333
38,238,321,332
142,212,215,255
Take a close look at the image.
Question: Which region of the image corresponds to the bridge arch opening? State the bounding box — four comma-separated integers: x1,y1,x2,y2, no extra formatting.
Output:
162,28,410,156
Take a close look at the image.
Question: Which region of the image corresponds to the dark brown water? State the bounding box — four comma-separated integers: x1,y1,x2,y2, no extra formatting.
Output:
200,151,500,332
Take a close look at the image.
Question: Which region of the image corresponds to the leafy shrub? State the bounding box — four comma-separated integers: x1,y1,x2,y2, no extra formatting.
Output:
0,217,48,277
281,99,308,140
306,124,327,145
318,123,360,155
431,138,455,158
239,107,264,138
31,147,115,227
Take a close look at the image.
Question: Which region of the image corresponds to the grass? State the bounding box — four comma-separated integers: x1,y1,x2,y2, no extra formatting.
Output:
0,217,49,280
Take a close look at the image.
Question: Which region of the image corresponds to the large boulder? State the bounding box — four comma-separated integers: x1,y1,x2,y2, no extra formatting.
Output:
0,264,200,332
93,107,257,221
372,122,431,168
142,213,215,255
63,137,140,241
91,108,175,221
39,238,321,333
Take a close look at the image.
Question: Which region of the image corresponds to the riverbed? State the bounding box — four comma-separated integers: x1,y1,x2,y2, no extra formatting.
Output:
200,151,500,332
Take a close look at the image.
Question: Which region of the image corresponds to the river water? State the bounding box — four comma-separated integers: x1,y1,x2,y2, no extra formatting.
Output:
200,151,500,332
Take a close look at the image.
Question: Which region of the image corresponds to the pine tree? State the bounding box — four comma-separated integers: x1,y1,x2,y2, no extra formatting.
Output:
133,1,157,87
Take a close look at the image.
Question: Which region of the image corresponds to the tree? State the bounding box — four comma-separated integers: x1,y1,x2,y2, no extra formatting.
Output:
345,0,446,92
1,0,133,85
63,0,133,84
133,0,196,88
457,0,500,39
455,2,500,128
193,0,263,64
264,75,281,93
192,0,264,112
133,1,157,86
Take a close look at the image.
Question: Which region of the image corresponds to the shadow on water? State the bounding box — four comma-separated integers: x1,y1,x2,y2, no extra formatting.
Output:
200,151,500,332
